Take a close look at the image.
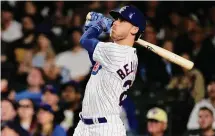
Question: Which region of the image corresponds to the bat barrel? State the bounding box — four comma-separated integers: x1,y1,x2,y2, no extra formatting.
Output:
136,39,194,70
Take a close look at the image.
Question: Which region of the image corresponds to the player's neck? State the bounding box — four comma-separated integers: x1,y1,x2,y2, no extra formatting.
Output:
115,38,134,47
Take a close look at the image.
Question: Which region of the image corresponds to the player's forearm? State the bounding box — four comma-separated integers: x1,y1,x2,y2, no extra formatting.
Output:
80,27,102,54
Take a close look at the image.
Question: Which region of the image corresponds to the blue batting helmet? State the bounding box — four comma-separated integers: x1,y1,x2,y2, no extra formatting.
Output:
109,5,146,32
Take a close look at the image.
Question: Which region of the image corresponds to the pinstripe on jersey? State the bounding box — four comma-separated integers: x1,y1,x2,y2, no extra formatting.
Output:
81,42,138,117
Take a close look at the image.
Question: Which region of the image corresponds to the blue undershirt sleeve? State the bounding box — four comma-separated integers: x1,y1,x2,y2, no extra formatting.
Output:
79,27,103,64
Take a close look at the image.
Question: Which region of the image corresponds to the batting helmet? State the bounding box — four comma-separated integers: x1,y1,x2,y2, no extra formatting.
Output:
109,5,146,32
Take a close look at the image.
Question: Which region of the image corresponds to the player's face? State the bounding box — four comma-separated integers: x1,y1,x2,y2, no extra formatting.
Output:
110,17,134,41
198,110,213,129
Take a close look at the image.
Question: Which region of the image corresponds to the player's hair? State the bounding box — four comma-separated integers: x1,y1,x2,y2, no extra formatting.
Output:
199,107,214,116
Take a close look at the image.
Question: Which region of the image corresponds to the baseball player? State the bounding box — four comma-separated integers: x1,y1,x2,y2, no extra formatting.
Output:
73,5,146,136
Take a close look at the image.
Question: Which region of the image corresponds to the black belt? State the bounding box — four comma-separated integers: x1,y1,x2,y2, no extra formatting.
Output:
80,115,107,125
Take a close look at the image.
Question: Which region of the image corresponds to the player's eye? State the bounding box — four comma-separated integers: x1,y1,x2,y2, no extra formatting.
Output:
116,16,126,22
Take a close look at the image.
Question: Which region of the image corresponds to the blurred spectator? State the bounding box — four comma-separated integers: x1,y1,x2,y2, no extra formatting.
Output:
42,85,59,112
20,15,36,48
174,14,200,55
144,26,178,87
1,79,9,93
16,98,37,134
50,1,68,26
184,107,215,136
70,13,82,28
15,16,36,49
55,28,91,82
13,15,36,72
1,40,17,83
1,99,17,126
144,24,158,45
190,26,215,84
166,52,205,103
160,10,185,40
32,34,55,68
144,107,168,136
42,84,65,125
204,6,215,36
1,4,22,43
1,121,30,136
59,81,81,135
23,1,42,24
1,79,14,99
143,24,160,85
103,1,119,16
154,39,180,85
43,60,70,86
14,67,45,105
187,75,215,129
16,50,33,82
33,103,67,136
88,1,102,12
143,1,165,32
185,14,200,33
24,2,37,16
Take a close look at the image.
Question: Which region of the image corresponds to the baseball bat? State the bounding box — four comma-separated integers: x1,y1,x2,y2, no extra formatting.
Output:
86,12,194,70
135,39,194,70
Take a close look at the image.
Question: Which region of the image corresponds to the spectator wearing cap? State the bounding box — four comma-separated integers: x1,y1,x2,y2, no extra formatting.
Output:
59,81,81,135
184,107,215,136
16,98,37,134
1,3,23,43
1,121,30,136
42,84,59,112
1,99,17,126
33,103,67,136
187,75,215,129
42,84,65,124
144,107,168,136
14,67,45,105
55,28,92,82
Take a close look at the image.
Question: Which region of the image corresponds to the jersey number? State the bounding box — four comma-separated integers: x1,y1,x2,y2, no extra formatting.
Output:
119,80,132,106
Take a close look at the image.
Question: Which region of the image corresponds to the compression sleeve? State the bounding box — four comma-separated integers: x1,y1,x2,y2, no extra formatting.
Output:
79,26,103,64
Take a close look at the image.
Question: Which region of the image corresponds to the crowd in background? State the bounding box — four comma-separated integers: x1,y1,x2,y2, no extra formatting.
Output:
1,1,215,136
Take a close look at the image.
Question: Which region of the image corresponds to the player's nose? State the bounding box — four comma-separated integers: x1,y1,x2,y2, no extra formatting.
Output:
113,19,120,26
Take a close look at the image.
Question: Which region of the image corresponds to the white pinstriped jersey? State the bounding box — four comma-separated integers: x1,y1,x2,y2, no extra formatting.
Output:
81,42,138,117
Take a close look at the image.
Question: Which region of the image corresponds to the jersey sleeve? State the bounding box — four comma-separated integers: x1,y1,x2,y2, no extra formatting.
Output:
93,42,130,72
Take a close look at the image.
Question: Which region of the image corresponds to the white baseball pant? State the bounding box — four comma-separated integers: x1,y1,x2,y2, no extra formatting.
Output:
73,114,126,136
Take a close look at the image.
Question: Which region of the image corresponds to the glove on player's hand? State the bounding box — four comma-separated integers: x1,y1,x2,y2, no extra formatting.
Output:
85,12,113,33
84,12,103,31
94,17,113,33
